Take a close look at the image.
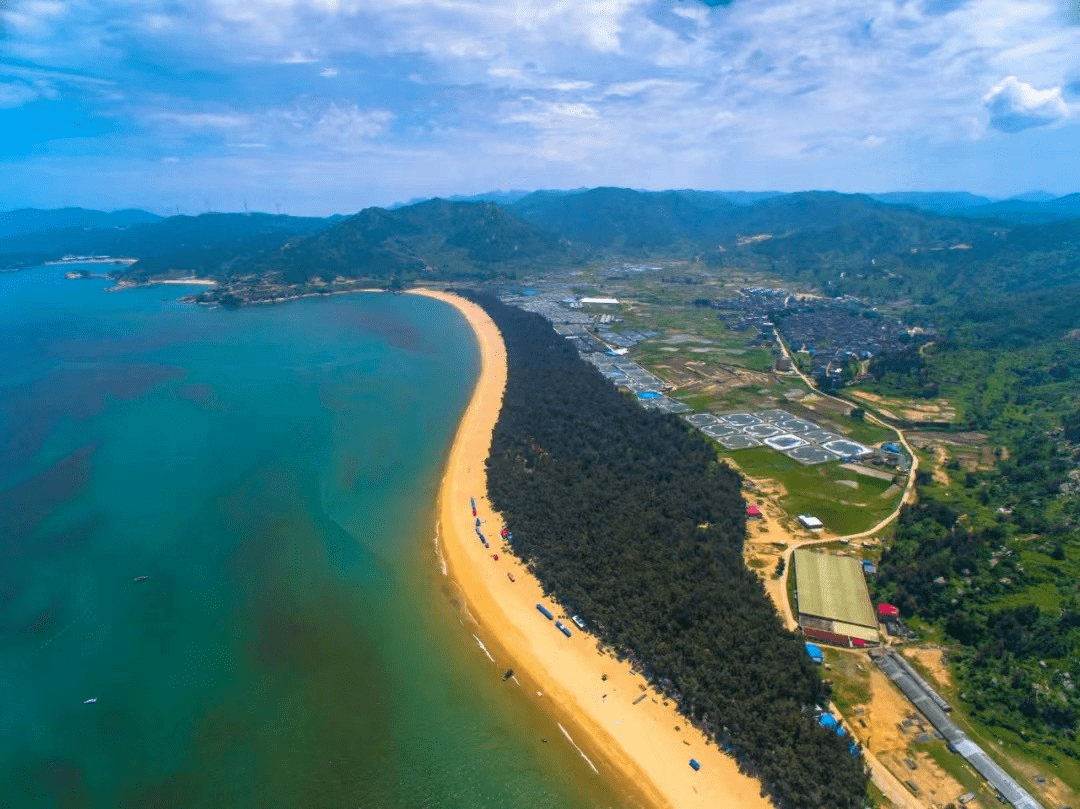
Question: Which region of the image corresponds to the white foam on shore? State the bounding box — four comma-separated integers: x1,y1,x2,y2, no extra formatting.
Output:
433,522,447,575
558,722,599,773
473,634,495,663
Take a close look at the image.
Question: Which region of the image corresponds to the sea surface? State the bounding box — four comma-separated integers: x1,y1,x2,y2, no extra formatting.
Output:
0,266,628,809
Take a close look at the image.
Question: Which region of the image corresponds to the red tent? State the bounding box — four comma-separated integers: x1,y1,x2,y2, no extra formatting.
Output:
746,504,762,518
877,603,900,618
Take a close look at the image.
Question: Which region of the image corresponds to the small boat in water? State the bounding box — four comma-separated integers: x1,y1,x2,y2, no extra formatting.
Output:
83,698,97,704
133,576,149,582
502,668,514,681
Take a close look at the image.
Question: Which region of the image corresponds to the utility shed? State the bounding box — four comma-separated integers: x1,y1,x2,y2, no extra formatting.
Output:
797,514,824,530
795,549,879,646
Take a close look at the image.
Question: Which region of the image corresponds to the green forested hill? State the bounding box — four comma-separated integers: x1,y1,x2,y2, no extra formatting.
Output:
220,198,565,287
507,187,907,252
509,187,740,250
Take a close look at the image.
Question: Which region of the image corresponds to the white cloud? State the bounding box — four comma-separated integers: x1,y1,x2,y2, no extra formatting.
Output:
278,50,319,64
486,65,593,92
0,81,52,107
143,100,393,154
504,100,600,129
983,75,1070,132
152,111,249,128
4,0,1080,209
603,78,693,97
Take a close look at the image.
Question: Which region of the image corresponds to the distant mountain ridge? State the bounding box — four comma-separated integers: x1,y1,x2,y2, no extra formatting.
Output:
6,186,1080,313
950,193,1080,224
0,207,162,239
868,191,994,213
0,211,334,275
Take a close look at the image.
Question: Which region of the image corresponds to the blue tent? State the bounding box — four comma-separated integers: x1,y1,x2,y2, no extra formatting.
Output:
805,642,824,664
817,713,838,729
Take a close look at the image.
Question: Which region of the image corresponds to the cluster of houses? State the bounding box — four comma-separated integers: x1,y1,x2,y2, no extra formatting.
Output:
775,302,920,384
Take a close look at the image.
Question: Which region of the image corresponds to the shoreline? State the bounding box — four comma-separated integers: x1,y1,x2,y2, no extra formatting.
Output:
412,288,771,809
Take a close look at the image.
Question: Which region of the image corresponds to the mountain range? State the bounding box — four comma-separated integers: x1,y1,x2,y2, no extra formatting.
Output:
5,188,1080,334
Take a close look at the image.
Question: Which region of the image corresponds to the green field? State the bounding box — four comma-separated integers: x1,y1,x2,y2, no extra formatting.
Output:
722,446,903,535
820,648,871,714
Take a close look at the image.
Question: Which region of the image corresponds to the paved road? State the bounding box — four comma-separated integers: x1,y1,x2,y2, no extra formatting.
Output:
771,328,921,631
771,330,928,809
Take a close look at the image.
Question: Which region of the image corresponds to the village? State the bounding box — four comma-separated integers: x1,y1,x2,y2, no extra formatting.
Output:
493,284,1055,809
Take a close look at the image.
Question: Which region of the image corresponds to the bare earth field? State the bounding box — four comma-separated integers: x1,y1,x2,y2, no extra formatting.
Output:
848,390,957,423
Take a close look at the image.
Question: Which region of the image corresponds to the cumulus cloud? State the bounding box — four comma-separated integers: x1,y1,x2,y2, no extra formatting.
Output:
983,76,1070,132
4,0,1080,208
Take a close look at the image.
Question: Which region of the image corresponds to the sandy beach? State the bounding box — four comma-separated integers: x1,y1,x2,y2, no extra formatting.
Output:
411,288,771,809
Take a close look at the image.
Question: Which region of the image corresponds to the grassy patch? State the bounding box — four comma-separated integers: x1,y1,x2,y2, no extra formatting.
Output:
910,643,1080,796
821,648,871,714
724,447,903,535
920,741,994,806
843,418,897,447
866,779,893,809
738,347,778,373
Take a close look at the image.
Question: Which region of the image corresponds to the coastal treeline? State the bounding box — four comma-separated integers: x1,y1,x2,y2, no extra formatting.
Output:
465,291,867,809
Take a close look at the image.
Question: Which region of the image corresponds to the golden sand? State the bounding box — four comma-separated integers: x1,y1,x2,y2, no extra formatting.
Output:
411,289,770,809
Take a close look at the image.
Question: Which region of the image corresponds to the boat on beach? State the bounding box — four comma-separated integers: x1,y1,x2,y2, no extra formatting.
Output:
507,572,515,582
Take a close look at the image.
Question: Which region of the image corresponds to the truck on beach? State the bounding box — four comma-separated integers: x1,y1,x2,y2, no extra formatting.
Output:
536,604,554,620
555,620,572,638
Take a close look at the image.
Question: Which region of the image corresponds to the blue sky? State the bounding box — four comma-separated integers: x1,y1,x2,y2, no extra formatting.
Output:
1,0,1078,215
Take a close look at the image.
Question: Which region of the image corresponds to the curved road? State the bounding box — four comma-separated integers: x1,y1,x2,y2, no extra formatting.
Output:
771,327,920,630
769,330,928,809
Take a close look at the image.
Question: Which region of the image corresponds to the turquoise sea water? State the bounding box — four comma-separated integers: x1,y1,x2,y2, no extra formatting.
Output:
0,267,629,809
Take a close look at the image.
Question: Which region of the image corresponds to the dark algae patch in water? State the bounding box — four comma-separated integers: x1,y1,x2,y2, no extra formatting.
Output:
0,443,96,537
0,272,630,809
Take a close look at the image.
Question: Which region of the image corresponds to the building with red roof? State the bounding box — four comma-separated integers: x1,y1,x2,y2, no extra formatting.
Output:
877,603,900,619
